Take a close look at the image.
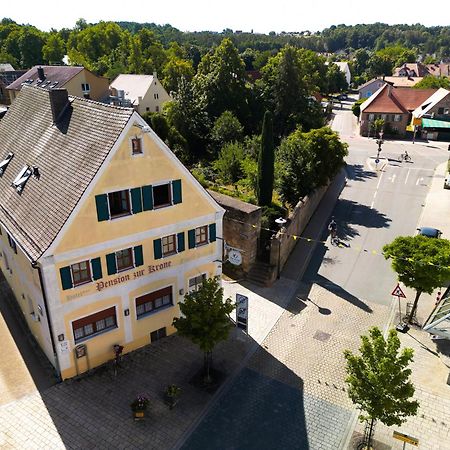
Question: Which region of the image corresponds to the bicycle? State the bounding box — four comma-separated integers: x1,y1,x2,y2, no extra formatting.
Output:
399,152,411,162
330,229,339,246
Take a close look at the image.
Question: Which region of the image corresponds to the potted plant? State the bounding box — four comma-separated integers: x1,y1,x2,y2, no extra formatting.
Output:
164,384,181,409
130,394,149,420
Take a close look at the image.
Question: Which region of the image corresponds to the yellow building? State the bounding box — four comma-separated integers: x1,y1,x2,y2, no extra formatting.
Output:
7,65,110,103
0,85,224,380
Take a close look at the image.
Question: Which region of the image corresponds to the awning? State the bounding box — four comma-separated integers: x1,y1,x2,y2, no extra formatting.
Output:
423,295,450,338
422,118,450,129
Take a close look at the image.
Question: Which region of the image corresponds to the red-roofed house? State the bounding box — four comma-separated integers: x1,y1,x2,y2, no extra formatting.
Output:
360,85,436,136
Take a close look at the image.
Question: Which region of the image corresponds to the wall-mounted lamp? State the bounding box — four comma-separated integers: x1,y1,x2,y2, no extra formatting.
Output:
124,309,130,316
179,288,185,296
58,334,65,342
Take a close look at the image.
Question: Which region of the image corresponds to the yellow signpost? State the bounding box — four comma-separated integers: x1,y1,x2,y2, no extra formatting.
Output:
393,431,419,448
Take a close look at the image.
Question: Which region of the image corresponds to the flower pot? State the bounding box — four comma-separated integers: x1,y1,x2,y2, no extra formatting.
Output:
132,409,146,420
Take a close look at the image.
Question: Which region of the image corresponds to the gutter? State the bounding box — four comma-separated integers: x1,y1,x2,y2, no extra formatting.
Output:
31,260,61,381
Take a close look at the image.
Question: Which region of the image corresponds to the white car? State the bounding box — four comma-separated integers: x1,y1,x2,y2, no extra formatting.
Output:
444,175,450,190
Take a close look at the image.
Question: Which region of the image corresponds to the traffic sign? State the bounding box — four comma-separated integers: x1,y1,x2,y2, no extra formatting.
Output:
236,293,248,331
391,284,406,298
393,431,418,446
375,158,380,164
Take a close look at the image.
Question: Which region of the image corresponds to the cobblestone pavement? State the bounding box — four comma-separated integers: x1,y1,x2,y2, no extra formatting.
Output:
182,284,392,450
353,325,450,450
0,329,252,450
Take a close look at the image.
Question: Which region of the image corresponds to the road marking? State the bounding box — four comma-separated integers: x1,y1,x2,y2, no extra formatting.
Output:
404,169,410,184
371,170,384,209
391,174,397,183
416,177,424,186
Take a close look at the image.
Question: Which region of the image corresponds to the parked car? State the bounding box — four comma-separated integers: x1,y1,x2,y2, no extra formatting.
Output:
444,175,450,189
337,94,348,101
417,227,442,238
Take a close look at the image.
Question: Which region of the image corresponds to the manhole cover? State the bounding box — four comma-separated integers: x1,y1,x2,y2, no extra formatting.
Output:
313,331,331,342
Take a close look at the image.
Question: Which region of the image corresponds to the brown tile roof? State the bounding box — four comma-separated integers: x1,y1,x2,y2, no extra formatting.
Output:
363,85,436,114
393,63,429,77
6,66,85,91
208,190,261,214
426,64,450,78
0,85,134,261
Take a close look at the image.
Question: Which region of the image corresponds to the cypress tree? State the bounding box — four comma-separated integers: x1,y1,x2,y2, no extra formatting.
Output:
257,111,275,206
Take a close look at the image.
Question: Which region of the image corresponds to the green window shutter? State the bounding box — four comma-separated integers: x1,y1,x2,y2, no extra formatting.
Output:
131,187,143,214
142,185,153,211
59,266,73,290
134,245,144,267
106,253,117,275
91,257,103,280
172,179,182,205
95,194,109,221
177,232,185,252
209,223,217,242
153,239,162,260
188,229,196,249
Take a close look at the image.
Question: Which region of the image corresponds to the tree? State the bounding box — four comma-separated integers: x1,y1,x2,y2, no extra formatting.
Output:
324,63,348,94
194,38,249,124
352,99,365,118
276,127,348,206
210,111,244,154
172,276,235,382
42,33,65,64
383,236,450,323
214,142,245,185
257,111,275,206
344,327,419,449
413,76,450,90
162,58,194,93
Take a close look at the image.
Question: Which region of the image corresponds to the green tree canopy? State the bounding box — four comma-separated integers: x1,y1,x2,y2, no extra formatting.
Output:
383,236,450,323
42,33,65,64
172,276,235,381
413,76,450,89
344,327,419,448
276,127,348,206
325,62,348,94
210,110,244,153
214,142,245,185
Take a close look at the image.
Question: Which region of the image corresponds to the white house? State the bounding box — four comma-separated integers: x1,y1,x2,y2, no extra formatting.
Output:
110,73,171,115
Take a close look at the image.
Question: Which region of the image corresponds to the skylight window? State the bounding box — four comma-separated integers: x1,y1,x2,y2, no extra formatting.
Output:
0,152,13,176
11,165,32,193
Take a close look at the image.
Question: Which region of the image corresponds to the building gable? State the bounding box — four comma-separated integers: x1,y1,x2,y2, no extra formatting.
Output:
48,112,223,257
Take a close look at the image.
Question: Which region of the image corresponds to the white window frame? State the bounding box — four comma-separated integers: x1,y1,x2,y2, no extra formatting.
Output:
188,273,207,293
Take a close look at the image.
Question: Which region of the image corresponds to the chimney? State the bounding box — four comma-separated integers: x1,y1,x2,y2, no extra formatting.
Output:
37,66,45,81
387,84,392,98
49,89,69,123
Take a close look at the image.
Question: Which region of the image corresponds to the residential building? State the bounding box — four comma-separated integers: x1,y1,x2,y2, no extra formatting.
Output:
358,77,423,99
0,85,224,380
7,66,110,103
426,63,450,78
110,73,171,115
411,88,450,140
360,84,436,136
393,62,430,78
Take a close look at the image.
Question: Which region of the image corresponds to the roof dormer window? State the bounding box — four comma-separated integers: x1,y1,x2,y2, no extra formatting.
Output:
0,152,14,176
12,165,32,193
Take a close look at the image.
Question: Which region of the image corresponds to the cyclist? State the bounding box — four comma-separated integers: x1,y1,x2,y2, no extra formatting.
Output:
328,216,338,243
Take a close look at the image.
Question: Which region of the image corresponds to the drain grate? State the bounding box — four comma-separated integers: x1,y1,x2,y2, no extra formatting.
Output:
313,331,331,342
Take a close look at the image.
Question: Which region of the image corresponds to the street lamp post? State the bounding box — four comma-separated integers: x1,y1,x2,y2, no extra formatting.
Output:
375,131,384,161
275,217,287,279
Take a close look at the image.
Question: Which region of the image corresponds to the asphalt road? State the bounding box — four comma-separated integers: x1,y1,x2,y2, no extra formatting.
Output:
305,102,449,307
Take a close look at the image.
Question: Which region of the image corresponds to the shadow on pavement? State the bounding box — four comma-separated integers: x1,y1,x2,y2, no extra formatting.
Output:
182,341,310,450
345,164,376,182
335,199,391,241
303,238,373,313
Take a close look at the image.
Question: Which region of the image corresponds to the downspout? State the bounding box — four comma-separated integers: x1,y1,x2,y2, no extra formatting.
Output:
31,261,61,381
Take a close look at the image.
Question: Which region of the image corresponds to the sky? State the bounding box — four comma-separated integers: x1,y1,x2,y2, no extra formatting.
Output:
2,0,450,34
